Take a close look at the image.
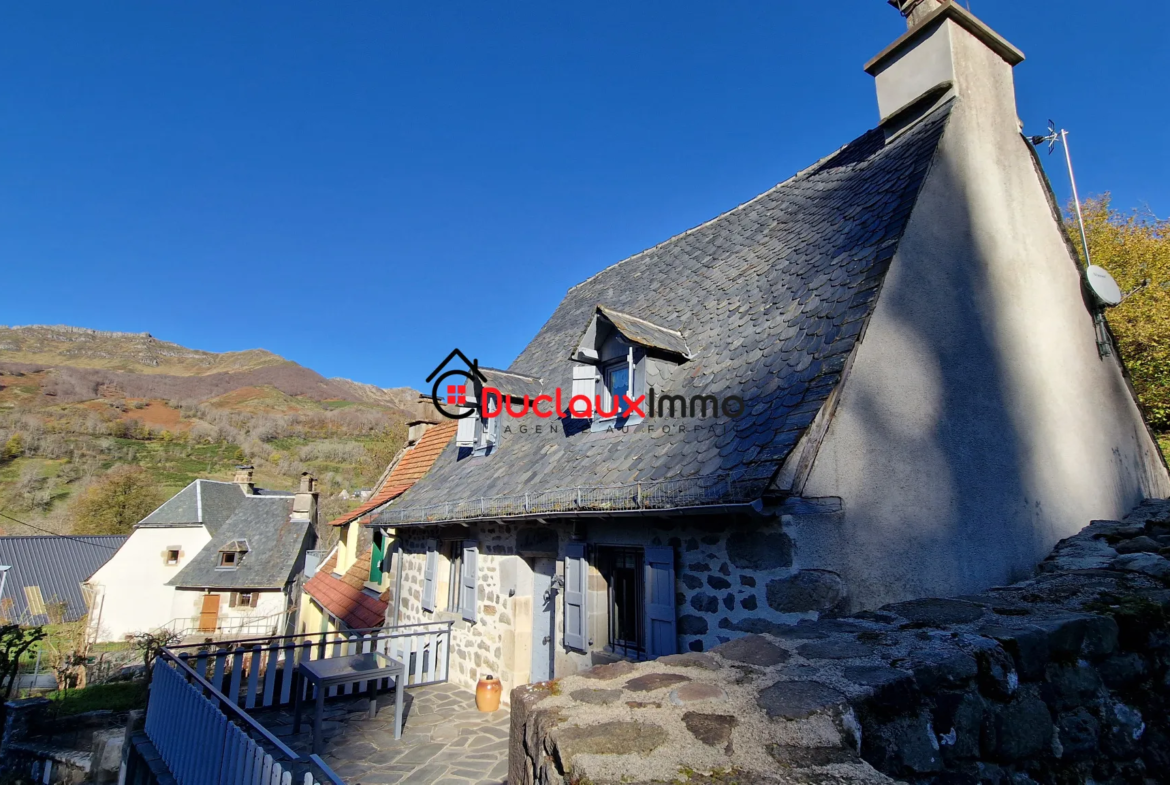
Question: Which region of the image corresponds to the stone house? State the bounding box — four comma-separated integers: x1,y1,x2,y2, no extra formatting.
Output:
300,417,456,635
372,0,1170,696
86,468,318,641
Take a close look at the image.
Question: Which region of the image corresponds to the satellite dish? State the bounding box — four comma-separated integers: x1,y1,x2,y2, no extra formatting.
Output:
1086,265,1123,307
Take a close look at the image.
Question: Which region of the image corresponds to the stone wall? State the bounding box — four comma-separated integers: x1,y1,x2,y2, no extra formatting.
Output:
653,501,848,653
394,525,520,695
509,500,1170,784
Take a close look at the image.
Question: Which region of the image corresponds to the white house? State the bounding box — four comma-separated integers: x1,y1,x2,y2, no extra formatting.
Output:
86,467,318,642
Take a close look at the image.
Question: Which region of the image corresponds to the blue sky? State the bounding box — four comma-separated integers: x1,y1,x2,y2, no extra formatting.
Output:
2,1,1166,390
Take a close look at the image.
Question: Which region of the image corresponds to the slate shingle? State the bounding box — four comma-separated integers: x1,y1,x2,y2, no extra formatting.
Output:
377,103,953,526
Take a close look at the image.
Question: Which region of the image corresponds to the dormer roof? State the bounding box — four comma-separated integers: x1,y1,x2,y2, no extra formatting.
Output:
573,305,693,362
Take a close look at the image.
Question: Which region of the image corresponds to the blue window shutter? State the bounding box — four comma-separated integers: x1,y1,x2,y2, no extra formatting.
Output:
643,546,677,657
461,542,478,623
422,539,437,612
563,542,588,652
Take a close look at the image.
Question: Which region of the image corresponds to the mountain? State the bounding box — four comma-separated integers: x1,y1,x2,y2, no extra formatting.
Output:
0,325,421,538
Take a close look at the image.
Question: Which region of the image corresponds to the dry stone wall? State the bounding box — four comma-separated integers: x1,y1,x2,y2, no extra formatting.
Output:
509,500,1170,784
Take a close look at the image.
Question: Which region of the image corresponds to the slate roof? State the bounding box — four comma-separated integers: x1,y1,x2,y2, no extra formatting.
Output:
376,103,953,526
478,368,544,400
303,550,387,630
328,421,458,527
169,495,310,590
0,535,126,624
137,479,260,533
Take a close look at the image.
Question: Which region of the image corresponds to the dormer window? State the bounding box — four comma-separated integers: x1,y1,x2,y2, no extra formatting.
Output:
570,305,691,428
217,539,250,570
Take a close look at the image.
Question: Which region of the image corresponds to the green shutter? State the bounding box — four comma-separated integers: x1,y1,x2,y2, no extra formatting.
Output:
370,531,385,583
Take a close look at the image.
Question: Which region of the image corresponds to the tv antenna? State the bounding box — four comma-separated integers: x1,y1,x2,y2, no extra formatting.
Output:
1030,122,1123,358
1031,121,1093,269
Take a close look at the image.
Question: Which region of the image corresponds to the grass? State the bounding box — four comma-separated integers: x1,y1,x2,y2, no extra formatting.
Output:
48,679,148,716
1160,432,1170,466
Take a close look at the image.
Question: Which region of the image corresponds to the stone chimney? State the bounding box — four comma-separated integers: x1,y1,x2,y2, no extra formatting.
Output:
406,395,441,446
865,1,1024,131
292,472,318,524
233,465,255,495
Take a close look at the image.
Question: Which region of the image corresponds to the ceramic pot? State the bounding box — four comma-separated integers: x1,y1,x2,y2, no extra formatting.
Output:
476,675,502,712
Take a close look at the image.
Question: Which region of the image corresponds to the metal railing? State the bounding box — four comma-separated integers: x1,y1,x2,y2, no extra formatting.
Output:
166,622,453,707
376,470,766,526
157,608,294,641
149,651,343,785
146,622,453,785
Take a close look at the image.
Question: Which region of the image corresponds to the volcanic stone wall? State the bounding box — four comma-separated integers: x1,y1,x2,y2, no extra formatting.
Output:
509,500,1170,784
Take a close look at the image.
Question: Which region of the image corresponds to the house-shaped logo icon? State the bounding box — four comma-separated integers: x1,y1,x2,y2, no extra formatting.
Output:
426,349,487,420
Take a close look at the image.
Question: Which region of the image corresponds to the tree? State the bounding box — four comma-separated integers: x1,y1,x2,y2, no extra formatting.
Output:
1067,196,1170,433
131,629,181,685
71,465,165,535
0,624,47,699
1,433,22,462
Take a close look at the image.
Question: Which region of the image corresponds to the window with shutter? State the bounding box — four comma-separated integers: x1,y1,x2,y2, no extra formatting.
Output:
422,539,438,612
460,543,478,623
643,546,677,657
570,364,598,414
563,542,588,652
370,530,385,584
455,407,477,447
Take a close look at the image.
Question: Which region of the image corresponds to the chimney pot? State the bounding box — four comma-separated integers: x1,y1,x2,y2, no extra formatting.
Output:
234,465,255,495
889,0,947,29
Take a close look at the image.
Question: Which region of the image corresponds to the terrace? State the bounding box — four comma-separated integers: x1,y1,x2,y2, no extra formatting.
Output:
130,622,510,785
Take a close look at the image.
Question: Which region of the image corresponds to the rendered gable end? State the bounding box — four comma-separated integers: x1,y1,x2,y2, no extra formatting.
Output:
798,8,1170,608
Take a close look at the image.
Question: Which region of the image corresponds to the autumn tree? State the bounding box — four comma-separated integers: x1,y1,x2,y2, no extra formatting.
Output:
1067,196,1170,436
71,465,164,535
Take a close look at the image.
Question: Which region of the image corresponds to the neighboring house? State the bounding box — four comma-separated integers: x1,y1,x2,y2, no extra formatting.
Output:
86,467,318,641
300,417,456,635
0,535,125,625
373,0,1170,695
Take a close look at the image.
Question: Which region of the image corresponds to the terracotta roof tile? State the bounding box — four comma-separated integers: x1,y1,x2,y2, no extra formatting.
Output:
328,421,457,527
303,546,387,630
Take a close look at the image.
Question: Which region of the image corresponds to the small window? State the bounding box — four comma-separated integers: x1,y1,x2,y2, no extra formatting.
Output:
445,541,464,613
165,548,180,566
604,362,632,417
217,539,250,570
473,399,499,455
229,591,258,608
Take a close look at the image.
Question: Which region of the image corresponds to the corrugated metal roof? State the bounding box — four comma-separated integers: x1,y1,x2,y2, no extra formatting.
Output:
0,535,126,624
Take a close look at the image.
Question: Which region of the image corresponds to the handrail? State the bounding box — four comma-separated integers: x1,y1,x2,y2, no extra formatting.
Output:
158,648,301,762
165,620,454,652
309,755,346,785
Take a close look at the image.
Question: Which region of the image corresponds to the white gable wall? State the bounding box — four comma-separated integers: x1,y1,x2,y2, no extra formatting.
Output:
86,526,212,642
799,16,1170,609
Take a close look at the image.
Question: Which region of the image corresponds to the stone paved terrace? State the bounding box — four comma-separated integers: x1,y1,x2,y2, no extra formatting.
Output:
258,682,510,785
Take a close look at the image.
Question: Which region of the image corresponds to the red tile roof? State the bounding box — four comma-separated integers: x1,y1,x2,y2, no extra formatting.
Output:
328,420,457,527
303,550,388,630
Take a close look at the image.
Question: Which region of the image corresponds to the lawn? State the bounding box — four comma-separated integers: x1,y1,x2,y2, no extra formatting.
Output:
48,680,148,716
